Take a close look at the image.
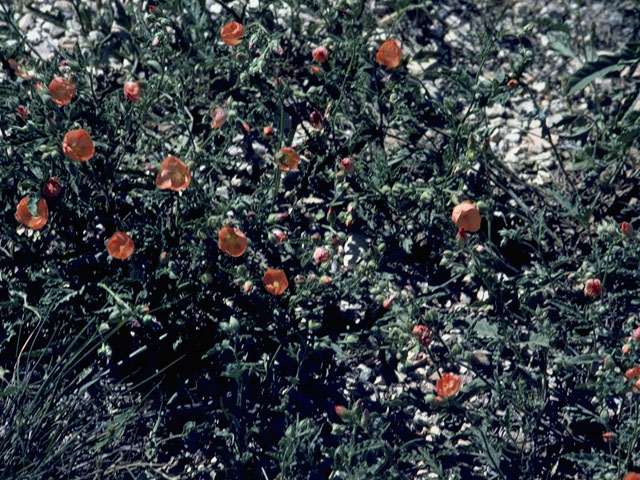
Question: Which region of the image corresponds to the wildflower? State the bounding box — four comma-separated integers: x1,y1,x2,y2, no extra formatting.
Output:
451,201,481,233
310,110,323,129
320,275,331,284
633,327,640,341
42,177,62,199
334,405,347,418
623,473,640,480
623,344,631,355
107,231,135,260
123,81,142,102
624,366,640,392
263,126,274,136
621,221,634,237
221,21,244,46
274,147,299,171
583,278,602,297
241,122,251,134
211,107,227,129
310,65,321,74
156,155,191,191
507,79,518,88
412,325,432,346
49,76,76,106
8,59,33,80
62,129,94,162
17,106,28,119
376,38,402,69
339,156,355,173
382,294,395,309
313,246,330,264
271,229,287,243
602,432,614,440
15,197,49,230
263,269,289,295
312,45,329,63
435,372,462,399
218,226,248,257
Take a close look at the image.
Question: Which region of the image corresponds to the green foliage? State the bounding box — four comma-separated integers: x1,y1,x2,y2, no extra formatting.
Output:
1,0,640,479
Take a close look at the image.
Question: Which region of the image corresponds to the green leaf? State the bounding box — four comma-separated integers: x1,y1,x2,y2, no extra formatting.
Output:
565,60,626,96
548,33,576,59
565,42,640,96
527,332,549,348
475,319,498,339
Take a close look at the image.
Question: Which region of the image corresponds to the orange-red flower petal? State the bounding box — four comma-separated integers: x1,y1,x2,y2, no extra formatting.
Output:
451,201,481,233
376,38,402,69
107,231,135,260
274,147,299,171
49,76,76,106
435,372,461,398
62,129,95,162
221,21,244,46
156,155,191,191
15,197,49,230
218,226,248,257
263,269,289,295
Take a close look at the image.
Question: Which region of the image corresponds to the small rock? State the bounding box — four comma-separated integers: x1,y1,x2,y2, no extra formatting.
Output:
18,13,34,30
413,411,432,427
486,104,505,117
26,30,41,43
357,364,373,383
343,234,368,267
518,100,536,114
504,131,521,143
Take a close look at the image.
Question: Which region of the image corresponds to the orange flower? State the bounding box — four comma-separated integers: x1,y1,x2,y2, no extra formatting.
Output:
218,226,248,257
49,77,76,106
263,269,289,295
263,126,274,136
107,231,135,260
584,278,602,297
312,46,329,63
221,21,244,46
62,129,95,162
624,367,640,392
451,201,481,233
123,81,142,101
274,147,299,171
15,197,49,230
156,155,191,191
211,107,227,129
623,474,640,480
435,372,462,399
376,38,402,69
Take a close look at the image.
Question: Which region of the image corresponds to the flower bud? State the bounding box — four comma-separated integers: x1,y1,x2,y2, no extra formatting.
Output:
339,156,355,173
310,110,323,129
43,177,62,199
313,246,330,264
583,278,602,297
123,81,142,102
312,45,329,63
211,107,227,129
621,221,634,237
